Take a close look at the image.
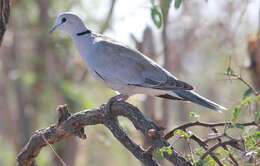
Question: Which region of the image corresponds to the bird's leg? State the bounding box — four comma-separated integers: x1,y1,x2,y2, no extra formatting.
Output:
104,94,129,113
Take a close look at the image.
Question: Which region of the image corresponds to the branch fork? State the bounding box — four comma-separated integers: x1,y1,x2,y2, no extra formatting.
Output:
17,101,192,166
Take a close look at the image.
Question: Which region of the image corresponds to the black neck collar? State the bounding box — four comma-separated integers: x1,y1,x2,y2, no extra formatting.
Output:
76,29,91,36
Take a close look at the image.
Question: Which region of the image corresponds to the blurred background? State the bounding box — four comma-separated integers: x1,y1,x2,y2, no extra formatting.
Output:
0,0,260,165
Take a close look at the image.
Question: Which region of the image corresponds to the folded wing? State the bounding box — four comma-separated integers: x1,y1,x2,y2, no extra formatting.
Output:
93,39,193,91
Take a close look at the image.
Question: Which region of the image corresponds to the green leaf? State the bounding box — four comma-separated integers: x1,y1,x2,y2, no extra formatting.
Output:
160,146,173,155
216,149,229,155
255,106,260,123
154,146,172,160
205,155,215,165
155,148,164,160
174,130,191,139
194,159,205,166
231,96,260,123
195,148,205,157
254,132,260,138
151,8,163,28
189,112,200,121
226,67,236,76
245,136,256,147
234,124,245,129
248,146,260,152
232,107,241,123
243,88,253,100
174,0,182,9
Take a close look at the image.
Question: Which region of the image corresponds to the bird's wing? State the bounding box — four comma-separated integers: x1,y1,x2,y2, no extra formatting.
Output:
92,38,193,91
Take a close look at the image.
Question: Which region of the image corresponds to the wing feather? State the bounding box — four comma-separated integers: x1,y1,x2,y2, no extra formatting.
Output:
93,38,193,91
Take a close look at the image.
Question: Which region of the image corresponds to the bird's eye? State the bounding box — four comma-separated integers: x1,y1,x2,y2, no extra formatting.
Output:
61,17,67,23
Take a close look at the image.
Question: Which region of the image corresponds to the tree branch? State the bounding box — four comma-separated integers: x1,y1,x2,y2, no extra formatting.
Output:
99,0,116,34
17,102,192,166
0,0,10,46
164,121,257,140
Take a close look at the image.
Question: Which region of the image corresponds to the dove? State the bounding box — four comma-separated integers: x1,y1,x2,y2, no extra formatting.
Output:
49,12,227,112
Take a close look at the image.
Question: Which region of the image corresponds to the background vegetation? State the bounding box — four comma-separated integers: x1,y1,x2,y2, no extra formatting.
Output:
1,0,260,165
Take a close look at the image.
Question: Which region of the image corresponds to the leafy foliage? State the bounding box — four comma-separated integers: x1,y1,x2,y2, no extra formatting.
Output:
155,146,173,160
174,0,182,9
189,112,200,121
151,7,163,28
231,96,260,123
243,88,253,100
174,129,192,140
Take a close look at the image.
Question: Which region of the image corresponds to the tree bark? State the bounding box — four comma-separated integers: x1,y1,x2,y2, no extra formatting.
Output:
17,102,193,166
0,0,10,46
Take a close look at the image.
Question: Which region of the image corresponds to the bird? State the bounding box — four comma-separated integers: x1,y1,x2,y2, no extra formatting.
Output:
49,12,227,112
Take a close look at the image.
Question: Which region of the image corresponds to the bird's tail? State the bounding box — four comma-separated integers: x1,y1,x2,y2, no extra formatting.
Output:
169,90,227,112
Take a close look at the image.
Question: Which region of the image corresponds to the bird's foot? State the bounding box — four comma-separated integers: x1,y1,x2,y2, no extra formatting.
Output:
104,94,129,113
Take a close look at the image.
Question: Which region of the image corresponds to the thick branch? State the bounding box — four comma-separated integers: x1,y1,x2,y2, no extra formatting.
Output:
0,0,10,46
17,102,192,166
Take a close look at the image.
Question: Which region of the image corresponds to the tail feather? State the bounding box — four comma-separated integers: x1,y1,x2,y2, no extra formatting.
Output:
170,90,227,112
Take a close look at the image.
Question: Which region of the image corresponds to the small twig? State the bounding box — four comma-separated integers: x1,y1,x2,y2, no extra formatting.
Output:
187,140,194,163
254,141,260,147
201,139,242,160
163,121,257,166
164,121,257,140
237,76,259,96
189,135,223,166
223,72,259,96
40,133,68,166
189,135,207,148
204,134,225,143
211,128,239,166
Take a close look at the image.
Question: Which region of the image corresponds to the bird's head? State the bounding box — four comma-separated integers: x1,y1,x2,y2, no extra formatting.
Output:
49,12,87,35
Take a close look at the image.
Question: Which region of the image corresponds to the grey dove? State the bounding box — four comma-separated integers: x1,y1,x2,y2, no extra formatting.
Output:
49,12,227,112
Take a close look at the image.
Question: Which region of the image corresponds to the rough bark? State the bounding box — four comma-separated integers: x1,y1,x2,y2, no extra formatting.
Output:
17,102,193,166
0,0,10,46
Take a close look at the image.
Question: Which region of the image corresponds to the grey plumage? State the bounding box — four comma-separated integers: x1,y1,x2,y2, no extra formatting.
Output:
49,12,227,112
173,90,225,112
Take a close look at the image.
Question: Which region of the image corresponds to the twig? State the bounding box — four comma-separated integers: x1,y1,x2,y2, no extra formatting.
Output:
189,135,223,166
201,139,243,160
187,140,194,163
163,121,257,166
40,133,68,166
164,121,257,140
223,72,259,96
204,134,225,144
210,128,239,166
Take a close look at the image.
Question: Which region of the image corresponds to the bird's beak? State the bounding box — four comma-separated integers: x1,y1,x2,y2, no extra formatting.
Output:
49,23,61,34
